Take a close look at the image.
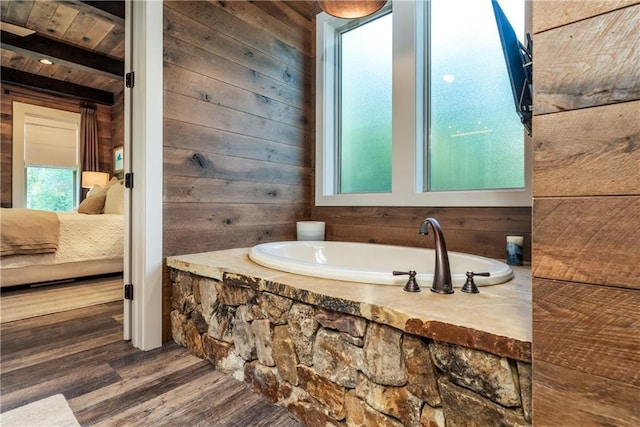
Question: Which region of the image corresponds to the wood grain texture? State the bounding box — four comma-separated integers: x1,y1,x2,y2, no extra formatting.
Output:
533,101,640,197
533,5,640,115
533,279,640,386
162,1,314,343
533,359,640,426
0,300,300,426
532,197,640,289
163,118,309,167
532,0,640,33
163,146,310,186
313,206,532,261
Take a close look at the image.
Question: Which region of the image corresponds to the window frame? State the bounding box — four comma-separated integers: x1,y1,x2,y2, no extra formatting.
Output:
12,102,81,209
315,0,532,207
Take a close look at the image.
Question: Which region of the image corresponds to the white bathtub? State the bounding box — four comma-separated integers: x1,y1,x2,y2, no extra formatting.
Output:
249,241,513,287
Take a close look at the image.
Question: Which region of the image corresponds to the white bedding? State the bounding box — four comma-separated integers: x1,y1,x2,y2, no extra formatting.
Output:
1,212,123,286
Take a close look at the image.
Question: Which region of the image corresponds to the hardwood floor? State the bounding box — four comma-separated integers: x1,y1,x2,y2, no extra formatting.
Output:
0,300,301,426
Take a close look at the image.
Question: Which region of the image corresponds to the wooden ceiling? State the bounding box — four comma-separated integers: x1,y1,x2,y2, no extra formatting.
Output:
1,1,125,105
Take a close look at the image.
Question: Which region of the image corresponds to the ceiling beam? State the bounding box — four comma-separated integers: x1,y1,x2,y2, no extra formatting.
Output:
79,1,126,20
0,31,124,79
1,67,114,105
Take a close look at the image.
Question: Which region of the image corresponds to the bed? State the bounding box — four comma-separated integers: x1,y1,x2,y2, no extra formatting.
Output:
0,180,124,288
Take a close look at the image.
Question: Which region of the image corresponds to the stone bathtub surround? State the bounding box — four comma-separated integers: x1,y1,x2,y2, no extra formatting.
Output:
168,248,532,426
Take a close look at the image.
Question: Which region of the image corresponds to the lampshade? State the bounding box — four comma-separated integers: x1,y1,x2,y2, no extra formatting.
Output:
318,0,387,19
81,171,109,188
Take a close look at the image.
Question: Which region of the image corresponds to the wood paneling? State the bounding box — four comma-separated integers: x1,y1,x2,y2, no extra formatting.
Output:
162,1,314,341
534,5,640,115
533,359,640,427
1,1,124,95
532,2,640,424
533,279,640,385
533,101,640,197
533,197,640,289
313,206,532,261
532,0,639,33
0,84,116,207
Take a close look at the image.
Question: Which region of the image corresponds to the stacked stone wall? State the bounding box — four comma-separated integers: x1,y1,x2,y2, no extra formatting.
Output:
170,269,532,426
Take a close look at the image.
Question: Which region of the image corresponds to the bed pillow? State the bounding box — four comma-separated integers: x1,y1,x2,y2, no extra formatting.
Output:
104,183,124,214
78,186,108,214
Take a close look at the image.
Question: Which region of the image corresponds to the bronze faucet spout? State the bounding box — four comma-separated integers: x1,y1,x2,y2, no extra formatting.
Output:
419,217,454,294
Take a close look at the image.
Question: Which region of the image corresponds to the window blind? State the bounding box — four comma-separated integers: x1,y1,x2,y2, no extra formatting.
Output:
24,115,78,168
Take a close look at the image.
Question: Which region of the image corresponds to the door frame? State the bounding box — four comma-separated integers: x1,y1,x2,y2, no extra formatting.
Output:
124,0,163,351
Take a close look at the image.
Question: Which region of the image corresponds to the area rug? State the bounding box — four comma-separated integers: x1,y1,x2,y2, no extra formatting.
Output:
0,394,80,427
0,275,123,323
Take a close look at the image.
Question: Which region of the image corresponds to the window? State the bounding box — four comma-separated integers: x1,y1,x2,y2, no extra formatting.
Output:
12,102,81,211
316,0,531,207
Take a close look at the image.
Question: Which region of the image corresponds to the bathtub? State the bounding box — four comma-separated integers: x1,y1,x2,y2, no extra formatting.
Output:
249,241,513,287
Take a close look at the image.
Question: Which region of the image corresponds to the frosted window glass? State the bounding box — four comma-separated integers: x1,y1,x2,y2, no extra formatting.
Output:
428,0,525,191
339,13,392,194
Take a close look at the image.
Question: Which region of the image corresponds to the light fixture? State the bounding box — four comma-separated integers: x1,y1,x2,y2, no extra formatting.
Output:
81,171,109,188
39,58,53,65
317,0,387,19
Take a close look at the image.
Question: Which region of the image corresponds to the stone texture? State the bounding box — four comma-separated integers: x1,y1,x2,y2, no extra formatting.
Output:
316,309,367,337
184,319,205,358
420,405,446,427
363,323,407,386
171,272,192,311
288,303,319,366
272,325,298,385
313,328,363,388
170,310,187,347
430,340,520,407
344,391,404,427
232,308,257,361
261,292,293,325
252,319,275,367
218,283,257,306
438,378,529,427
402,334,442,406
297,365,346,420
355,372,422,427
191,305,209,334
287,398,341,427
199,277,219,320
244,361,292,404
208,304,235,344
340,332,364,347
202,334,245,375
183,294,197,315
191,275,202,304
517,360,532,423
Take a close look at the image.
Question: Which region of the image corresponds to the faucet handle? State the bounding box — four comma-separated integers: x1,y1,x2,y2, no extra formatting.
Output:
393,270,421,293
461,271,490,294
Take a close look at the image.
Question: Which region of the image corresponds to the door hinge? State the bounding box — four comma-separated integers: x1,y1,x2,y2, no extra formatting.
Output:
124,284,134,300
125,172,134,189
125,72,135,88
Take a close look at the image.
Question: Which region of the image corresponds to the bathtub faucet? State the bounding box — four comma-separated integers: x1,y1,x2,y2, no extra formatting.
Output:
419,217,454,294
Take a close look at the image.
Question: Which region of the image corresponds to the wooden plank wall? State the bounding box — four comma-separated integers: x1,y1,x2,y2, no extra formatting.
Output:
532,2,640,425
162,1,315,339
0,84,115,207
312,206,532,261
111,89,124,179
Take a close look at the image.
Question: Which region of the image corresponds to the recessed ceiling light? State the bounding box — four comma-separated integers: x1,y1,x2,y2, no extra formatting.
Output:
39,59,53,65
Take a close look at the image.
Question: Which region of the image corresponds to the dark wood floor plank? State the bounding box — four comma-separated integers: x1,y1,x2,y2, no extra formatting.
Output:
0,292,300,426
0,330,124,373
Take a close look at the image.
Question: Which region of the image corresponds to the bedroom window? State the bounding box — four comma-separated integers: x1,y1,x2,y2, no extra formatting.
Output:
315,0,532,207
12,102,81,211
